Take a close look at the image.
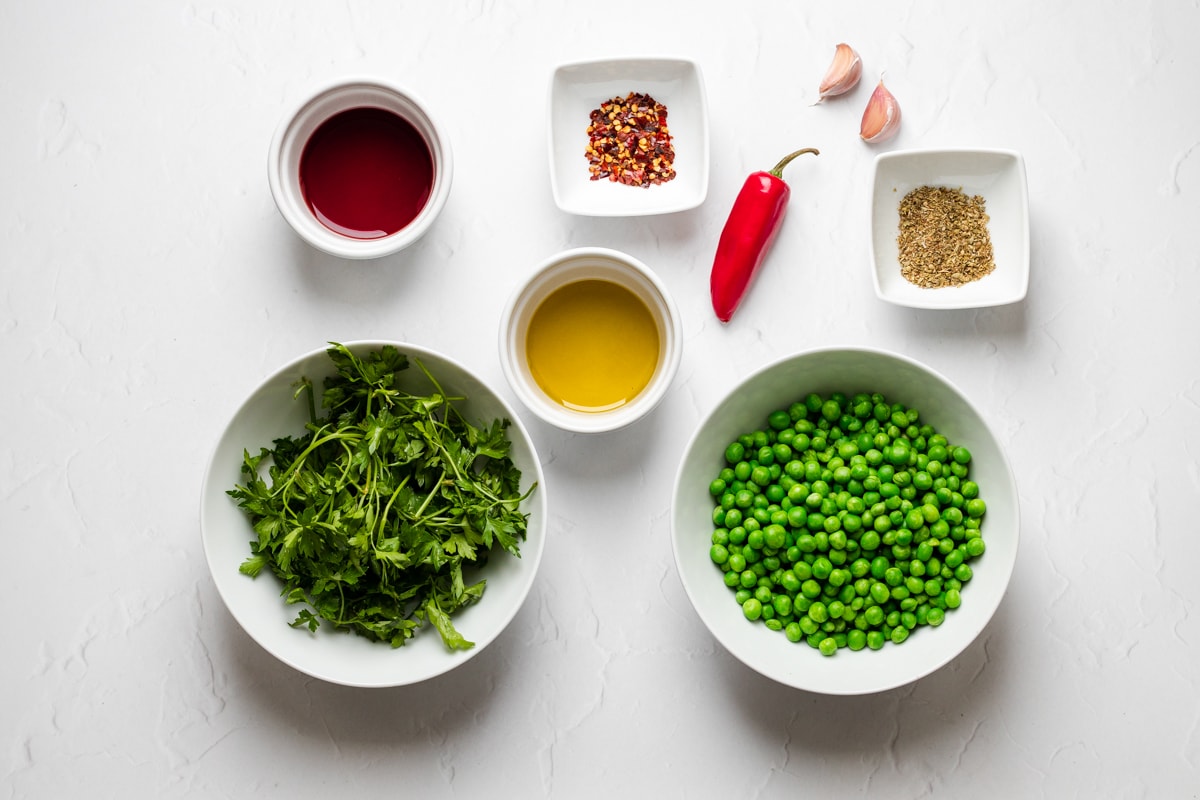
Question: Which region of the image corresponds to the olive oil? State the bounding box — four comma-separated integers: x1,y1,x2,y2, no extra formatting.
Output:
526,279,659,413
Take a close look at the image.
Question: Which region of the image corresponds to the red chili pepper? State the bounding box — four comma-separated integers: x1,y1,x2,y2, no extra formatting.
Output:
710,148,819,322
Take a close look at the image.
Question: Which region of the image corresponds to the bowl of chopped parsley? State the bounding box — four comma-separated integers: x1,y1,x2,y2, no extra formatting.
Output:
201,341,546,687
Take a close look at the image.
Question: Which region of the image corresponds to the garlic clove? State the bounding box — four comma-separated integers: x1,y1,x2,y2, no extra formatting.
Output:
818,43,863,100
860,79,902,142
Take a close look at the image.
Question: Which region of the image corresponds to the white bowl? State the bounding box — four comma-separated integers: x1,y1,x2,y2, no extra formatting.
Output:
548,57,709,216
498,247,683,434
200,341,545,687
671,347,1019,695
267,76,453,259
869,148,1029,309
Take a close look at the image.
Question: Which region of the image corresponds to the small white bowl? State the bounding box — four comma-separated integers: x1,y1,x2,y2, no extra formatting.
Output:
267,76,453,259
200,341,545,687
869,148,1029,309
671,347,1019,695
499,247,683,434
548,57,709,217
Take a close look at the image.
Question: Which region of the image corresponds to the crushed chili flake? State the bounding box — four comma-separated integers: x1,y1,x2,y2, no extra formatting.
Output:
585,92,677,187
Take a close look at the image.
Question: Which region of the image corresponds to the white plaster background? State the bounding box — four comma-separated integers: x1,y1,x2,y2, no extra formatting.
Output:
3,1,1199,797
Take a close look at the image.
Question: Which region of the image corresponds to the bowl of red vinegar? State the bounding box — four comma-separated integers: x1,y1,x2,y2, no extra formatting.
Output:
268,76,453,259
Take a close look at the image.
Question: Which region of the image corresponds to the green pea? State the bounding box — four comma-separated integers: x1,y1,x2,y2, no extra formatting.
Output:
952,446,972,465
870,582,891,605
812,557,833,580
966,498,987,518
764,524,787,550
818,637,838,656
742,598,763,620
786,505,809,529
710,544,730,565
965,537,986,558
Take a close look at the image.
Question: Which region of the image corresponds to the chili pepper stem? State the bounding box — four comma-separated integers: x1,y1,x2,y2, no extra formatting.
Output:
768,148,820,179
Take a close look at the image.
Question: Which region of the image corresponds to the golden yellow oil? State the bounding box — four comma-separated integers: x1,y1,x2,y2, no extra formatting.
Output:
525,279,660,413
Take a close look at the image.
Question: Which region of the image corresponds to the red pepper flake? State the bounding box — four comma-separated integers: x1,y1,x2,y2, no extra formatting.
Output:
585,92,677,188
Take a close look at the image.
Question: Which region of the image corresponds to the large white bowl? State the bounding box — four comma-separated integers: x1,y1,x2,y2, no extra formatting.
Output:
671,347,1019,695
548,57,709,216
201,341,546,687
869,148,1029,309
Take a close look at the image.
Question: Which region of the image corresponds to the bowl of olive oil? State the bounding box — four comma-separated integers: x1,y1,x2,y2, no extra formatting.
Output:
499,247,682,433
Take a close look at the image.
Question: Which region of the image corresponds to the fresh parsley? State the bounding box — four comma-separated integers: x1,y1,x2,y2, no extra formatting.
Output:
228,343,535,650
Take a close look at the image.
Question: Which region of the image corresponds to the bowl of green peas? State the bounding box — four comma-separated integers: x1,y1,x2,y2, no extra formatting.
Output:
670,347,1018,695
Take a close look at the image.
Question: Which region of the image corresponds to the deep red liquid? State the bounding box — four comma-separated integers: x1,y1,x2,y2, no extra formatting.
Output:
299,107,434,240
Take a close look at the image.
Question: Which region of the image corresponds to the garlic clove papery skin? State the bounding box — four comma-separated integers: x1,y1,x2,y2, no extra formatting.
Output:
860,79,902,142
818,43,863,100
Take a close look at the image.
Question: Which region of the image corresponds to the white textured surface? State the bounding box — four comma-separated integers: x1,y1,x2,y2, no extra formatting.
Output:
4,2,1199,797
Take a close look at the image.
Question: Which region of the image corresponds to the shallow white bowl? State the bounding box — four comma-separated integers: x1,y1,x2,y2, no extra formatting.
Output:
267,76,453,259
498,247,683,434
671,347,1019,695
200,341,545,687
548,57,709,216
869,148,1029,309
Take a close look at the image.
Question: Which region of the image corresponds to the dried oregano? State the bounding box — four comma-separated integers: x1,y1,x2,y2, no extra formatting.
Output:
897,186,995,288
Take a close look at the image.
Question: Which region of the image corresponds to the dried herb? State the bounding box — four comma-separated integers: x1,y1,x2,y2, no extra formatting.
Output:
228,343,535,650
897,186,995,288
585,92,676,187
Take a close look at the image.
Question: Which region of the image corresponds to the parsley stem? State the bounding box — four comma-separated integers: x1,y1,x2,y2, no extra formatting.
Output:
414,469,446,519
376,473,412,541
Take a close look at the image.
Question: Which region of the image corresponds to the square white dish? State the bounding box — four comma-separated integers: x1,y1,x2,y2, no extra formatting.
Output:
869,148,1029,309
548,57,709,217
